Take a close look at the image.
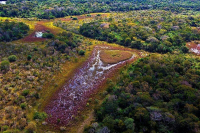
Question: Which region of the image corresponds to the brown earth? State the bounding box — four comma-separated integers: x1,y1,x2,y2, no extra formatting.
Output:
21,22,56,42
100,50,133,64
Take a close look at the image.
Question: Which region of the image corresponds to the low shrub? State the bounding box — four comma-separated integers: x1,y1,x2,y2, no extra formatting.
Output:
0,60,10,71
33,112,47,120
78,50,85,55
42,33,54,39
8,55,17,62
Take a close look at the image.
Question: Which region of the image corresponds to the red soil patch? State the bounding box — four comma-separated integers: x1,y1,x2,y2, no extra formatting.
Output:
21,14,108,42
44,45,144,127
186,41,200,55
21,22,55,42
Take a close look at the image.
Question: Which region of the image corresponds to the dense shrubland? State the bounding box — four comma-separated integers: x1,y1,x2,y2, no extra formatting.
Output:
0,31,87,132
80,10,200,53
1,1,200,132
85,54,200,133
0,20,29,41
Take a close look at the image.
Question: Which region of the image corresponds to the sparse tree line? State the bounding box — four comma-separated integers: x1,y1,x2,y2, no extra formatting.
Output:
80,10,200,53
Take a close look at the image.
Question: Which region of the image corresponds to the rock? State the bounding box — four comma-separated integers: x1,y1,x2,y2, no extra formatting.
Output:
150,111,163,121
35,119,40,123
180,81,192,87
152,93,161,100
60,126,66,131
27,76,35,81
42,121,48,125
91,122,99,129
28,105,32,109
108,95,117,101
160,35,169,41
172,26,180,30
157,25,162,29
133,103,143,108
88,128,95,133
36,86,42,91
98,126,110,133
46,131,56,133
146,106,163,121
35,32,43,38
146,36,159,43
100,23,110,29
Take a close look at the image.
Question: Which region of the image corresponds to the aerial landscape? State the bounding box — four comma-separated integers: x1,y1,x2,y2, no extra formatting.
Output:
0,0,200,133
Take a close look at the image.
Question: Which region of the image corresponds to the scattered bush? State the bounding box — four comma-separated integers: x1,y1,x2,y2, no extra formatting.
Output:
8,55,17,62
27,55,32,61
72,17,78,20
20,103,26,109
78,50,85,55
181,46,189,53
42,33,54,39
25,121,36,133
33,112,47,120
22,90,29,96
0,60,10,71
1,125,9,131
0,21,29,42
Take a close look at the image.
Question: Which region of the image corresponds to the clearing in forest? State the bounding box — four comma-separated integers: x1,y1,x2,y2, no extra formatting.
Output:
186,41,200,55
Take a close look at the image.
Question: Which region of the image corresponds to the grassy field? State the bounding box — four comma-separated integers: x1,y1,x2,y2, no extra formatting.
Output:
100,50,133,64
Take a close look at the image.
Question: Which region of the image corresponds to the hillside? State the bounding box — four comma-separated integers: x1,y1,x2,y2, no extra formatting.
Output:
0,0,200,133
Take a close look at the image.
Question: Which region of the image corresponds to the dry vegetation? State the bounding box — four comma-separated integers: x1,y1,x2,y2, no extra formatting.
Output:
54,13,110,33
0,13,145,132
100,50,133,64
186,41,200,55
1,8,200,133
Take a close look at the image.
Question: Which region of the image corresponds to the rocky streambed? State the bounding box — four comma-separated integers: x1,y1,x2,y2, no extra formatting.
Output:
44,46,137,126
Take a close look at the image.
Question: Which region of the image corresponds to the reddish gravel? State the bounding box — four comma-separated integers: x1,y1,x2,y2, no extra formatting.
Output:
186,42,200,55
44,45,143,127
22,22,54,42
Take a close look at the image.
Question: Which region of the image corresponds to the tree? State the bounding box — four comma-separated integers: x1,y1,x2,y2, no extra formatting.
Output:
134,107,149,122
8,55,17,62
102,116,115,131
181,46,189,53
72,17,78,20
25,121,36,133
125,38,131,46
27,55,32,61
42,33,54,39
0,60,10,71
131,41,142,49
124,118,135,130
33,112,47,121
78,50,85,56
